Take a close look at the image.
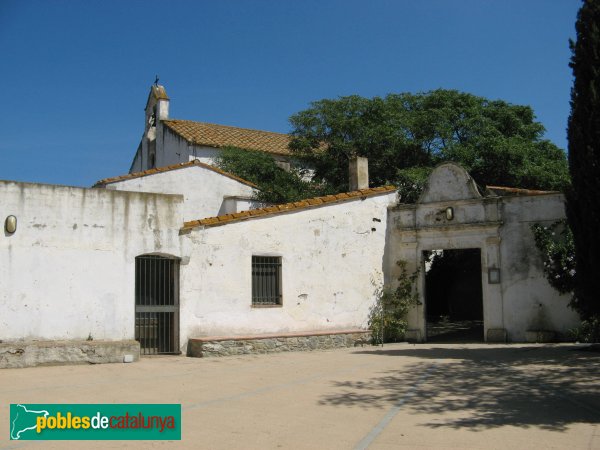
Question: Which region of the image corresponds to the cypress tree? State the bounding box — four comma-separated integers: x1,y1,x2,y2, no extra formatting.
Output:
566,0,600,318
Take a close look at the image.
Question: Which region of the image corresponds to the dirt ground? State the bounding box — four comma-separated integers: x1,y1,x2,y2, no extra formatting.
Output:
1,343,599,450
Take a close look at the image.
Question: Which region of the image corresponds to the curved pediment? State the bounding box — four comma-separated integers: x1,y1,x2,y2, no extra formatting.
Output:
418,163,482,203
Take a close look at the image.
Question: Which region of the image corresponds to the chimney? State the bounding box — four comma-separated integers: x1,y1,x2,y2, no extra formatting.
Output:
349,156,369,191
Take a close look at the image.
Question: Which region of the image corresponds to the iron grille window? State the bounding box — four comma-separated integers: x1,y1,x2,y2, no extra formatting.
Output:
252,256,282,305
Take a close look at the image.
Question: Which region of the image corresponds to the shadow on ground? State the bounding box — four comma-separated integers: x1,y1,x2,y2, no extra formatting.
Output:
319,345,600,431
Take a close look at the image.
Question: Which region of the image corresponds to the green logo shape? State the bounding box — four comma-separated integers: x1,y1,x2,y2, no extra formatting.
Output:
10,404,181,440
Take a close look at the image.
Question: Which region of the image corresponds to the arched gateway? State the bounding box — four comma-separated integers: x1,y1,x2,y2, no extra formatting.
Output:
385,163,578,343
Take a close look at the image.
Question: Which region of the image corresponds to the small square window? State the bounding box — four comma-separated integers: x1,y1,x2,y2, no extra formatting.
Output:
252,256,282,306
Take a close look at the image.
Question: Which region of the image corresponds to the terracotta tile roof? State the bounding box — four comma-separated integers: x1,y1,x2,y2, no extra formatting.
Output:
486,185,558,196
93,160,257,188
162,119,292,156
182,185,397,230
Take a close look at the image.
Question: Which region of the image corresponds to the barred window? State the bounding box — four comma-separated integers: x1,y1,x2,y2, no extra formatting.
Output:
252,256,282,306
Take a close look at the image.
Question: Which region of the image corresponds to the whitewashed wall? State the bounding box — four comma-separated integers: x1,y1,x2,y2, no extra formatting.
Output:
220,196,258,215
155,126,235,168
0,181,184,342
498,194,579,340
105,165,258,221
186,146,222,166
178,192,397,343
129,141,143,173
156,126,197,168
3,161,576,349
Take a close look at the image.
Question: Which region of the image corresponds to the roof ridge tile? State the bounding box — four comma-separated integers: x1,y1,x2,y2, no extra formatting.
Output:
93,160,257,188
485,185,557,195
182,185,397,230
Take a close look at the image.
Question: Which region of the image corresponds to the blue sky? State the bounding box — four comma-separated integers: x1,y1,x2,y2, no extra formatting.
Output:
0,0,581,187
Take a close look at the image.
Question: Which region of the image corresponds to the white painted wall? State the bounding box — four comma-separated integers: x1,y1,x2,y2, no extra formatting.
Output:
220,196,260,215
498,194,579,340
155,126,193,168
178,192,397,344
105,165,258,221
0,181,184,342
6,151,574,352
154,125,245,169
129,141,143,173
127,126,221,173
3,160,574,350
186,146,223,166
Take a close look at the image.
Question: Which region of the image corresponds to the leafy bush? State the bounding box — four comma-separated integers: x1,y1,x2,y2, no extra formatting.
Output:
368,261,420,344
570,316,600,343
531,220,576,295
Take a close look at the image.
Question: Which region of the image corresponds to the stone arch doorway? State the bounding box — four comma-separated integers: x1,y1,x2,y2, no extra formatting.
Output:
391,224,503,343
387,163,506,343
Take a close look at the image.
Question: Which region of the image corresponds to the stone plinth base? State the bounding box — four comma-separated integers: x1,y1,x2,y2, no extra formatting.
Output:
0,340,140,369
187,330,371,358
525,330,557,343
405,329,423,343
487,328,508,343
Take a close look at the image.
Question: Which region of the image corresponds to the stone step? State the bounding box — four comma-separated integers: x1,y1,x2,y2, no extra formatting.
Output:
187,330,371,357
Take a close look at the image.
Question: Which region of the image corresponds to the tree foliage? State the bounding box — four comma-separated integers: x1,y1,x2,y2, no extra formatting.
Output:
289,89,569,199
566,0,600,319
532,221,576,296
531,220,600,341
215,146,330,204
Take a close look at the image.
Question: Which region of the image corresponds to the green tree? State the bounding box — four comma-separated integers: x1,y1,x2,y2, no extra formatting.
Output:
566,0,600,319
289,90,569,199
215,146,330,204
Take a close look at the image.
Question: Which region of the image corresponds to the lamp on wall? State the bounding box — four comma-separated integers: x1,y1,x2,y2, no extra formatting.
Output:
488,268,501,284
5,215,17,234
445,207,454,221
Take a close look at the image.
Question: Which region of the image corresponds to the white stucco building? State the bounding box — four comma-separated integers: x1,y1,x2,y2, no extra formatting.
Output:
0,85,580,367
129,85,295,173
95,159,260,220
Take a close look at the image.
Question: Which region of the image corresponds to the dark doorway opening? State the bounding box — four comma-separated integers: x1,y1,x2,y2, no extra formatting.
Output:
135,255,180,355
424,248,484,342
